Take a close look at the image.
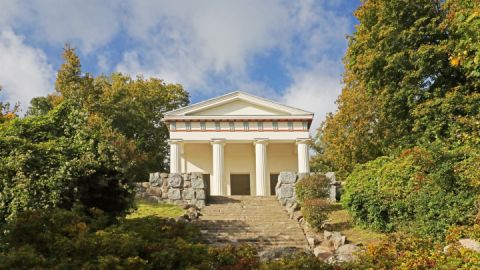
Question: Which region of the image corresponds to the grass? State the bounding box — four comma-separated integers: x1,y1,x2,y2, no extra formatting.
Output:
127,200,185,219
323,203,386,245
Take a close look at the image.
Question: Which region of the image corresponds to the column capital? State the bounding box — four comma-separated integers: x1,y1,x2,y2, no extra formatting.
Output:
211,138,226,145
295,138,312,145
253,138,269,145
167,139,183,145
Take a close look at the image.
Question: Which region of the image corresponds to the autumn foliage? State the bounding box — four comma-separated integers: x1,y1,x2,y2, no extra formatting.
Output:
313,0,480,243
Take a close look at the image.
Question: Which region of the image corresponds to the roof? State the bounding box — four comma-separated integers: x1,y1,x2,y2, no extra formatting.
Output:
163,91,314,122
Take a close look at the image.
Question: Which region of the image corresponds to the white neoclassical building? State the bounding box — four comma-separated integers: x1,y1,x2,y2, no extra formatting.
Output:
162,91,313,196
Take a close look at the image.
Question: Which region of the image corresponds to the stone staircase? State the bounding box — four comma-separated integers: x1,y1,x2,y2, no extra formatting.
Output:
196,196,309,251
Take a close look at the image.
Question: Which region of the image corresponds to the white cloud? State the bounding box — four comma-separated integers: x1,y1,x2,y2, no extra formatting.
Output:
116,0,351,128
280,0,350,131
0,0,353,127
117,0,291,94
282,60,343,134
97,54,111,73
1,0,121,53
0,29,54,111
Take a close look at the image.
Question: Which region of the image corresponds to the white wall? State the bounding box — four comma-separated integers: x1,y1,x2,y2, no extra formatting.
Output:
183,142,297,195
182,143,212,174
224,143,256,195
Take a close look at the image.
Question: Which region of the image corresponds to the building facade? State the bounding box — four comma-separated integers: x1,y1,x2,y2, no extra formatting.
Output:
162,91,313,196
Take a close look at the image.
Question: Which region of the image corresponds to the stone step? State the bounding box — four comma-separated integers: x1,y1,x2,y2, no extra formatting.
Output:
199,216,290,220
205,239,308,248
207,242,308,249
199,196,308,251
204,237,307,244
200,234,306,240
197,224,302,229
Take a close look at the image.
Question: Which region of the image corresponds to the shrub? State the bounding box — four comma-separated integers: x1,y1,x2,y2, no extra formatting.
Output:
446,224,480,244
0,208,259,269
0,102,134,222
295,174,330,204
261,253,335,270
342,145,479,239
301,199,330,230
351,231,480,269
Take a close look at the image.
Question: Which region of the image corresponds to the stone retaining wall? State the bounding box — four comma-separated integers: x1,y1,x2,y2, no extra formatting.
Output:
134,172,207,208
274,172,360,262
275,171,339,209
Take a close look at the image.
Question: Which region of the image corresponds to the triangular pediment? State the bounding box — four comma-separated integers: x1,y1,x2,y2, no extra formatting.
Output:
165,91,313,117
188,99,286,116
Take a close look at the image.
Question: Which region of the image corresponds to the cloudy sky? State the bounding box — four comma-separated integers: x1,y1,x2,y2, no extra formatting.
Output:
0,0,359,130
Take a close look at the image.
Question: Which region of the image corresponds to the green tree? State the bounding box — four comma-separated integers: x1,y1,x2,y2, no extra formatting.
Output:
26,96,54,116
0,102,134,221
317,0,480,239
94,73,189,179
32,46,189,180
314,0,480,177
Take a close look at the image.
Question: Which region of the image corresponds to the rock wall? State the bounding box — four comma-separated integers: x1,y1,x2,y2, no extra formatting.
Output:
134,172,207,208
275,171,359,262
275,171,339,209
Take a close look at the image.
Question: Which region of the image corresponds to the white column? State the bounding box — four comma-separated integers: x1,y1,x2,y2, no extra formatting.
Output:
254,139,269,196
211,139,225,195
169,139,183,173
296,139,311,173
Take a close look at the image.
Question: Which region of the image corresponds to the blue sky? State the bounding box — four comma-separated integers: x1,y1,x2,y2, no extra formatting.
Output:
0,0,360,129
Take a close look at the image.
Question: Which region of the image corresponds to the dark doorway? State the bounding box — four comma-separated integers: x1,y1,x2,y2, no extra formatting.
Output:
230,174,251,195
270,174,279,195
203,174,211,197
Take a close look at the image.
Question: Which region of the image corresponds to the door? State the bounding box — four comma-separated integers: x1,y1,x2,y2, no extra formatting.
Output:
270,174,279,196
230,174,251,195
203,174,210,197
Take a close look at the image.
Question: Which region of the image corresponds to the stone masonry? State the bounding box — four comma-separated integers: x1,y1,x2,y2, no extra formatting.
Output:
274,172,359,262
134,172,207,208
275,171,339,209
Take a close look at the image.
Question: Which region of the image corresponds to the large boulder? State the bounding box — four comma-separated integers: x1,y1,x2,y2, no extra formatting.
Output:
168,188,181,200
275,178,282,196
324,231,346,249
335,244,359,262
191,173,205,188
325,172,336,183
278,172,297,184
195,189,206,199
168,173,183,187
314,246,334,261
459,238,480,252
150,172,163,187
149,186,163,197
278,184,294,198
182,188,195,199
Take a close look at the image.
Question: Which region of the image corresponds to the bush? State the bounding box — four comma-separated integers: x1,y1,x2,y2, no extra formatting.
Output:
351,230,480,269
342,145,479,239
0,208,260,270
261,253,335,270
0,102,134,222
301,199,330,230
295,174,330,204
446,224,480,244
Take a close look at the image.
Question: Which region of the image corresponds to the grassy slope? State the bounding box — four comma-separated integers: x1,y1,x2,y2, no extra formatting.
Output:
127,200,184,219
324,203,386,245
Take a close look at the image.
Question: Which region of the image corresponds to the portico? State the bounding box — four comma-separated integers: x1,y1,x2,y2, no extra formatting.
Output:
163,91,313,196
